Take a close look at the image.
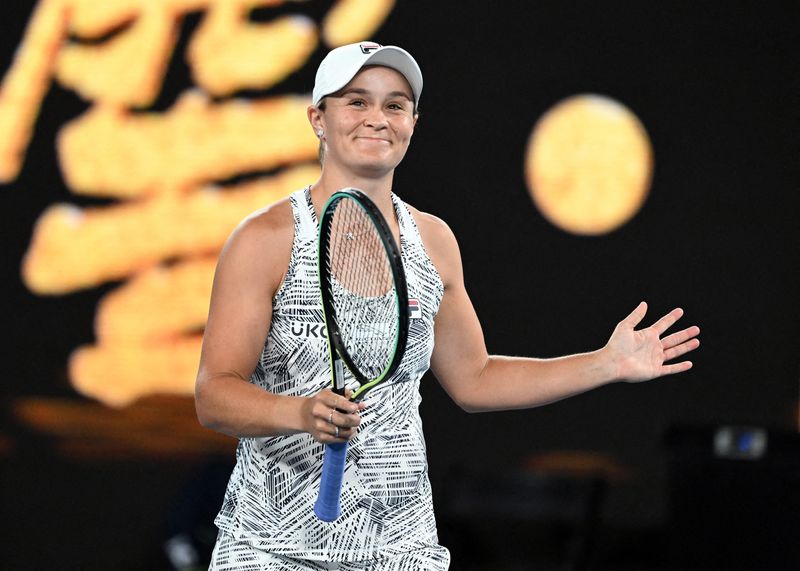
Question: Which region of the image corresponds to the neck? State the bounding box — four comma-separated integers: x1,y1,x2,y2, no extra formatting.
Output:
310,166,397,224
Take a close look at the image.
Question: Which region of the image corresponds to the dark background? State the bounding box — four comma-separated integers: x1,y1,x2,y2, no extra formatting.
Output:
1,1,798,569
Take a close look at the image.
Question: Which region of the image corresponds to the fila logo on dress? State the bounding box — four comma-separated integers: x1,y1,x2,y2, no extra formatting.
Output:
408,299,422,319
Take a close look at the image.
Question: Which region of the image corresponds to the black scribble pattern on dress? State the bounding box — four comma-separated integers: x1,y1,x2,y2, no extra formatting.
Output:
213,188,447,564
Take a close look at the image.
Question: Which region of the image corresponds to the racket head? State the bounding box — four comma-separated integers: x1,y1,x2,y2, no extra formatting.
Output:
318,188,409,401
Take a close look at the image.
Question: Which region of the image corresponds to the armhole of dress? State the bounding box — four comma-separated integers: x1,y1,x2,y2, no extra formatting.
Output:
392,194,445,300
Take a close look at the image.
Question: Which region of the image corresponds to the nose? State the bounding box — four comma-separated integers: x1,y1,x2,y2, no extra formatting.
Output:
363,107,388,129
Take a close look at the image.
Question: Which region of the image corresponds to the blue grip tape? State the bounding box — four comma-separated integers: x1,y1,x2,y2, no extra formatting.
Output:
313,441,348,522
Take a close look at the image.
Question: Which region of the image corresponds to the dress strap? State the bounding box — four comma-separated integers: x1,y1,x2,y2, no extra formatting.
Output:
291,185,317,241
391,192,418,244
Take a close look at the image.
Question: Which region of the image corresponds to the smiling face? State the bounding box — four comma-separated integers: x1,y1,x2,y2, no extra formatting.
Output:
312,65,418,178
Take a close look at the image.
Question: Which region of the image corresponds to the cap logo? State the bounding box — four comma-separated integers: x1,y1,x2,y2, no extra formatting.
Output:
359,42,382,54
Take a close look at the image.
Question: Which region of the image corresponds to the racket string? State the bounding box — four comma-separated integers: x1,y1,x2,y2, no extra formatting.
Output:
325,198,399,379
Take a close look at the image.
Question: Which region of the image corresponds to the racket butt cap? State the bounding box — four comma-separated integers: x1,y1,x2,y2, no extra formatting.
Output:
313,500,342,522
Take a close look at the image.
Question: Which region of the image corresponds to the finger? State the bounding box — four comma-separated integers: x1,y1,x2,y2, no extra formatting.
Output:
661,326,700,349
660,360,693,376
663,338,700,362
329,409,362,428
318,389,358,414
315,418,345,440
317,389,339,409
337,426,356,440
333,393,360,414
325,424,355,442
341,389,366,412
313,398,336,423
651,307,684,336
621,301,648,328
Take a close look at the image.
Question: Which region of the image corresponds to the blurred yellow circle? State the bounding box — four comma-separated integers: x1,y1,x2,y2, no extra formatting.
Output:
524,94,653,235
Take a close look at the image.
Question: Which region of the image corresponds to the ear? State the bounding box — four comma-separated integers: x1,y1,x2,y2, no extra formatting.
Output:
307,105,325,135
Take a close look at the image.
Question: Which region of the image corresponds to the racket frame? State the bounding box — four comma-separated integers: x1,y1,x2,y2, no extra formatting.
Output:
317,188,409,402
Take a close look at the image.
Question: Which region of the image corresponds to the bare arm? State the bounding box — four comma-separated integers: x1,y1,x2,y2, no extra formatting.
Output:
194,203,362,440
420,215,700,413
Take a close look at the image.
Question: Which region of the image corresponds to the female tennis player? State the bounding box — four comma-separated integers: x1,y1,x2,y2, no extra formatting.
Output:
194,41,700,570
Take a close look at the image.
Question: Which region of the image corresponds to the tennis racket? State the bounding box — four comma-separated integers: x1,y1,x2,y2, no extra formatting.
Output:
313,188,409,522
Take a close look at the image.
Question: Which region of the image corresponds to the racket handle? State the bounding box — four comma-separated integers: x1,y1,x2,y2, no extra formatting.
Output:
314,441,348,522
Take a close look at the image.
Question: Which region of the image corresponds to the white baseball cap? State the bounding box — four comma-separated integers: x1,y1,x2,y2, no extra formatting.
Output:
312,41,423,108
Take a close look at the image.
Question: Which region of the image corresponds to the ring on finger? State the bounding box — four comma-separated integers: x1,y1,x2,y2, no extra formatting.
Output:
328,409,334,424
334,426,340,438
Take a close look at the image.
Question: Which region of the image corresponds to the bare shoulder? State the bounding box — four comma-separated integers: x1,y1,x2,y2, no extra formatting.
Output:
215,196,295,294
239,195,293,240
403,203,463,287
223,196,292,253
404,204,457,246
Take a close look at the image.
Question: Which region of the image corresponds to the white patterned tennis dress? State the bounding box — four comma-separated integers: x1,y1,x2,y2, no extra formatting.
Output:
209,187,450,570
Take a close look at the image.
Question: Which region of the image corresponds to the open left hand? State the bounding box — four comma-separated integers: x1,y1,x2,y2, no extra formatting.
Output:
605,302,700,383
